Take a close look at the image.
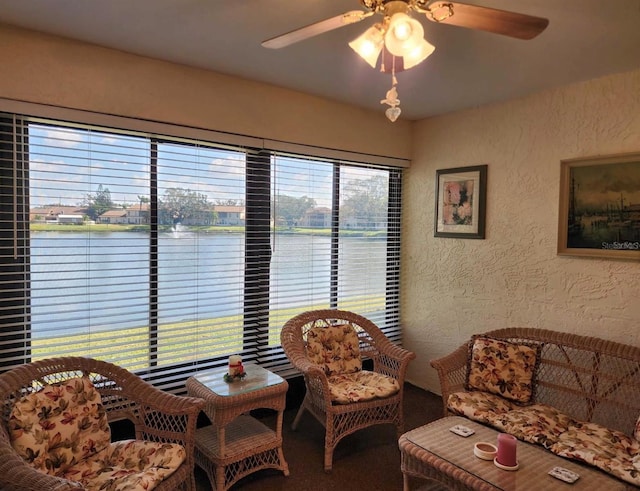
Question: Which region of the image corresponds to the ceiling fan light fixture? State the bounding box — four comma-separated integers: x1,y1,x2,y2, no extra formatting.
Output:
261,0,550,122
384,12,424,57
349,24,384,68
402,37,435,69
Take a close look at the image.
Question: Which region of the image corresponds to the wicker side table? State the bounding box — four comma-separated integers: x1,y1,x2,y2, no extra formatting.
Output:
186,363,289,491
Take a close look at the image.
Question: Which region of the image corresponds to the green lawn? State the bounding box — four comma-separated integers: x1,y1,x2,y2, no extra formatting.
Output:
32,296,385,371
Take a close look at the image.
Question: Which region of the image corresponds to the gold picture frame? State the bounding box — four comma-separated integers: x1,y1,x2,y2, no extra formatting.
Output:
558,152,640,260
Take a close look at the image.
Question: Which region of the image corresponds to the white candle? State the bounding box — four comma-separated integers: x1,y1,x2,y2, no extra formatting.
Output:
228,355,243,377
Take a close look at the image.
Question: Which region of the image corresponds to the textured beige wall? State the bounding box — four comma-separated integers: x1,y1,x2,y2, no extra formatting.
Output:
403,69,640,393
0,24,411,159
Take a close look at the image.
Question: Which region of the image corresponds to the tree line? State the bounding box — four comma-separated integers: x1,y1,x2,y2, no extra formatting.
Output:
79,175,388,228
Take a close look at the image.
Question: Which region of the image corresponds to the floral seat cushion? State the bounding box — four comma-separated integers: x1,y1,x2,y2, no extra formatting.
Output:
494,403,575,449
447,390,514,427
306,324,362,375
327,371,400,405
9,376,185,491
61,439,186,491
305,323,399,404
550,421,640,487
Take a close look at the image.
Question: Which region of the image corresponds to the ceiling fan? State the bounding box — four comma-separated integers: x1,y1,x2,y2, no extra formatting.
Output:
262,1,549,121
263,0,549,49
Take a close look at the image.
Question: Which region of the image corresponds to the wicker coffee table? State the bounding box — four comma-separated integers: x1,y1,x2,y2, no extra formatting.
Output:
399,416,630,491
186,363,289,491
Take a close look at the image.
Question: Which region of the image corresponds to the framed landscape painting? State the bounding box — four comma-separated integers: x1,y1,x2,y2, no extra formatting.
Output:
558,152,640,260
434,165,487,239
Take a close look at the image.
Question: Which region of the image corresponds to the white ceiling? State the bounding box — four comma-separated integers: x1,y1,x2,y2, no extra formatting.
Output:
1,0,640,121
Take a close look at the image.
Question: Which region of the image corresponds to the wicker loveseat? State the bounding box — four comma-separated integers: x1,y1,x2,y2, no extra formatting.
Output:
0,357,204,491
281,309,415,471
430,328,640,487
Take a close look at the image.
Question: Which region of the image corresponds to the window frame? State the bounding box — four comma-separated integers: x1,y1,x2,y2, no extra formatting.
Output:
0,111,404,392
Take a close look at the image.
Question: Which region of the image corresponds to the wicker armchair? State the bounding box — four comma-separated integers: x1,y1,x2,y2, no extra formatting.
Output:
281,309,415,471
0,356,204,491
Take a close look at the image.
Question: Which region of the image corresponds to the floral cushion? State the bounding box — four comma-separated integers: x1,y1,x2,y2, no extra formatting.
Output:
306,324,362,376
327,371,399,404
61,439,186,491
9,376,185,491
466,336,540,403
9,376,111,476
448,384,640,486
447,390,514,427
550,421,640,487
495,403,574,449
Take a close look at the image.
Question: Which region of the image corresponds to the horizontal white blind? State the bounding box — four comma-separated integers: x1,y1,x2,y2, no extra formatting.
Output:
155,141,250,383
338,164,401,341
268,155,335,369
27,125,152,369
0,113,403,392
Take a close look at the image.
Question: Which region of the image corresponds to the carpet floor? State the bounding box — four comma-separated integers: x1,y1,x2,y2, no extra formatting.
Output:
194,382,447,491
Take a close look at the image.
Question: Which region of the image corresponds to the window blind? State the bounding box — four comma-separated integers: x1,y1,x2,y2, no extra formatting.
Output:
0,112,403,393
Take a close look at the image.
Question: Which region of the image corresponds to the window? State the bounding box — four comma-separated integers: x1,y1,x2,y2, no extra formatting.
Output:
268,157,401,346
0,113,403,392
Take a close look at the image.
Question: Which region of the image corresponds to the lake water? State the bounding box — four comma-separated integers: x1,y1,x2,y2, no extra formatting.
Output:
29,231,388,337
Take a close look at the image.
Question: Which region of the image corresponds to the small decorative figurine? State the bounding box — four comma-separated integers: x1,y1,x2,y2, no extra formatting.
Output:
380,79,402,122
224,355,246,382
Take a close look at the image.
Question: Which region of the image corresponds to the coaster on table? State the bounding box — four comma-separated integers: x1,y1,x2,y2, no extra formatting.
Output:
449,424,474,437
548,466,579,483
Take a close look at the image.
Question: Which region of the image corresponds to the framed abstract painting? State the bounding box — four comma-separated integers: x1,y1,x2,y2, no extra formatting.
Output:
434,164,487,239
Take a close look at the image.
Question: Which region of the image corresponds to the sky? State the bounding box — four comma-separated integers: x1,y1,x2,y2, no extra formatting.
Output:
572,160,640,212
28,123,341,209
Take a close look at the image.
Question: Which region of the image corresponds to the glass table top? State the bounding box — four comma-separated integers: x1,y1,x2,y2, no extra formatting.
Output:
190,362,285,397
404,417,628,491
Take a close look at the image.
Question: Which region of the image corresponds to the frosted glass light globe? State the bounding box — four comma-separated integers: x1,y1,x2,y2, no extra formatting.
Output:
385,13,424,57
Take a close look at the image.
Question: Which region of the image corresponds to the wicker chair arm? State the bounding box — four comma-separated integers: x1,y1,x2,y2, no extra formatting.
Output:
387,343,415,359
293,356,333,400
302,370,333,412
0,439,83,491
430,343,469,416
128,383,204,443
376,344,416,379
289,355,321,375
295,359,330,386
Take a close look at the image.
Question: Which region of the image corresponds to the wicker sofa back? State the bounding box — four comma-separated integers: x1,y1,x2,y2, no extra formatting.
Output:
430,327,640,436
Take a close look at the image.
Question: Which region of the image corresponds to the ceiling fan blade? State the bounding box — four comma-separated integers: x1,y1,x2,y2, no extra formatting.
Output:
425,2,549,40
262,10,372,49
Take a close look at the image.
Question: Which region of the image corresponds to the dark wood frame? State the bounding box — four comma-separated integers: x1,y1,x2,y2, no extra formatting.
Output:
558,152,640,260
434,164,487,239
